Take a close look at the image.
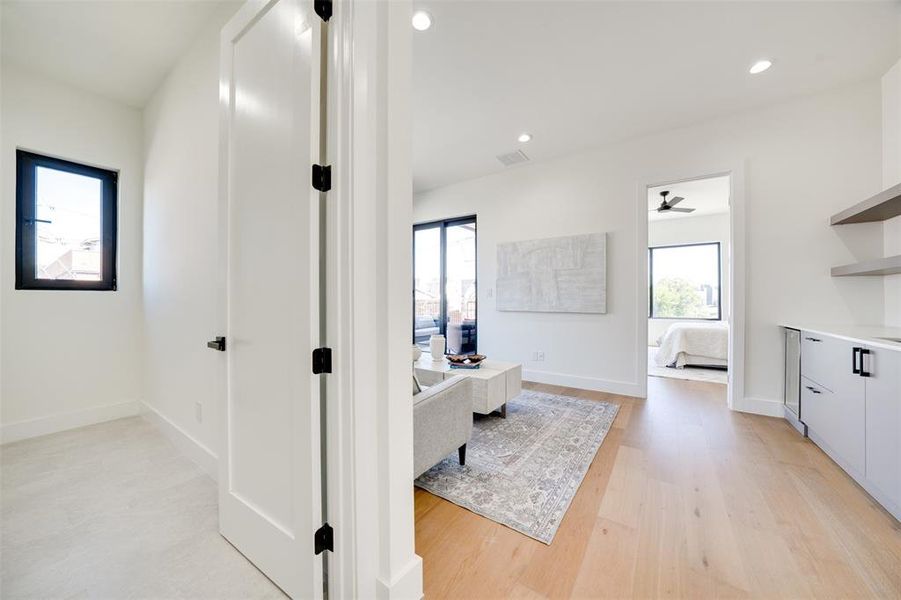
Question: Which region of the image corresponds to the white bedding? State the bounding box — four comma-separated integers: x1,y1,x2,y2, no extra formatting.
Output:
655,322,729,368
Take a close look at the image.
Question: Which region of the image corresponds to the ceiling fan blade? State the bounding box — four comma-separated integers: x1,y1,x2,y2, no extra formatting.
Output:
669,207,695,213
667,196,684,207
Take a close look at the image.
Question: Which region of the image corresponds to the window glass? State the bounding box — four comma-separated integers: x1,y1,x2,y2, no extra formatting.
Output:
35,167,103,281
649,243,720,319
414,227,441,349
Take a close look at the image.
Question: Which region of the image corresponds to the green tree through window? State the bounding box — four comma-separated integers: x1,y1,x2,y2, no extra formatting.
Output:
649,243,721,319
653,277,705,318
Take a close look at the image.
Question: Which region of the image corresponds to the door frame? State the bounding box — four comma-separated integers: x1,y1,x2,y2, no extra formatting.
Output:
325,0,422,597
412,215,478,353
634,163,747,412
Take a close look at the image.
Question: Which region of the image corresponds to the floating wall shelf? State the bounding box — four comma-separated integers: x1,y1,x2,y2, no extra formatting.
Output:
831,255,901,277
830,182,901,225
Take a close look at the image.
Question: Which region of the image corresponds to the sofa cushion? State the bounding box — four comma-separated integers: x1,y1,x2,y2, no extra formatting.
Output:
413,376,473,478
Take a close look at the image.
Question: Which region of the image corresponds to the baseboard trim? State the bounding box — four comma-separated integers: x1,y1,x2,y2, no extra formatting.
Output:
522,369,643,398
1,400,141,445
140,402,218,481
734,396,783,418
783,405,807,436
377,554,423,600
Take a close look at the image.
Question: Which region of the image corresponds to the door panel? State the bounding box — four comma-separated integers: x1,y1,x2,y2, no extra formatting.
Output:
219,1,321,597
864,346,901,512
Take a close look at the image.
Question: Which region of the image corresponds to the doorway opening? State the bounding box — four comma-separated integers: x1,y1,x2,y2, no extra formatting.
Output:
413,216,478,355
646,174,732,389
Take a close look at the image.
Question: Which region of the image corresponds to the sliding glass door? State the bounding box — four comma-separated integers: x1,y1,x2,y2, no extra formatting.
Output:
413,225,442,348
413,216,477,354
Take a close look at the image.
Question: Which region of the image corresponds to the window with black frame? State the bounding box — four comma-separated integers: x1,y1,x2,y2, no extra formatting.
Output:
413,216,477,354
15,150,118,291
649,242,721,320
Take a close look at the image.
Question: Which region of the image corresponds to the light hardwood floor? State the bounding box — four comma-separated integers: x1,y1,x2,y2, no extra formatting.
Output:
415,378,901,599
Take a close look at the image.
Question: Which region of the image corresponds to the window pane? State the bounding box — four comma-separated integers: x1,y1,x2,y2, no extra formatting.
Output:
414,227,441,349
445,222,476,354
650,244,720,319
35,167,103,281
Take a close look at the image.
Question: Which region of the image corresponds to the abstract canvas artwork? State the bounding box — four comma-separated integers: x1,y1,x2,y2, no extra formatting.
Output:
496,233,607,313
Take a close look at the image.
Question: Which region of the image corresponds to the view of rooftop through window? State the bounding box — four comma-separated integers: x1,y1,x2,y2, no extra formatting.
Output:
34,166,103,281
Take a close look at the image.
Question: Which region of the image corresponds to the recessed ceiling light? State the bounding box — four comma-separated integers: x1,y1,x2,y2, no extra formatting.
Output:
412,11,432,31
517,132,532,143
749,59,772,74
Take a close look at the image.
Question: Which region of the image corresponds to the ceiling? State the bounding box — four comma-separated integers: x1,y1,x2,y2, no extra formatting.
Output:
1,0,241,108
648,175,730,222
413,1,901,192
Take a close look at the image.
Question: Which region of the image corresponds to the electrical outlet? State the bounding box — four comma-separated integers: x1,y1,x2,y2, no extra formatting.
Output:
532,351,545,362
195,402,203,423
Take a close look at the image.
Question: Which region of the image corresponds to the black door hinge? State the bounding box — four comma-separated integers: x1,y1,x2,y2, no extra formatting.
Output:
314,523,334,554
314,0,332,22
312,164,332,192
312,347,332,374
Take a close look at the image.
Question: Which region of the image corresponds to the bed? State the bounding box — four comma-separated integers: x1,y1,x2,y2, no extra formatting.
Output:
655,322,728,369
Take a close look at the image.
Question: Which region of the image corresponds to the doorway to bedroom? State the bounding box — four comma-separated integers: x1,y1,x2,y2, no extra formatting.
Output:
647,174,731,387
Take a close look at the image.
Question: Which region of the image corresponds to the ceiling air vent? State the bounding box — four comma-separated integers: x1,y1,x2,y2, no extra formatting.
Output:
496,149,530,167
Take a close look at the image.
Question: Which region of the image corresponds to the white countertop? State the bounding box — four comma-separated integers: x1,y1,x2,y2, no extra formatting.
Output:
782,323,901,351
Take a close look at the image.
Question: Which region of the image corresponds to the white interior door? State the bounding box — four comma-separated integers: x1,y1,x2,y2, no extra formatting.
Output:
219,1,322,597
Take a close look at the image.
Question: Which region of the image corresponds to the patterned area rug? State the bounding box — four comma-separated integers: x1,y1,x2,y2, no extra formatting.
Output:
415,390,619,544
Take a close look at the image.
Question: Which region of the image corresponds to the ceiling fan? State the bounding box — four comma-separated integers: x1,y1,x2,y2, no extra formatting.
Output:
652,190,695,213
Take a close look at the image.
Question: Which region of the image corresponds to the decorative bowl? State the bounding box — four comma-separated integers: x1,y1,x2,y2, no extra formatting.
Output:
445,354,486,365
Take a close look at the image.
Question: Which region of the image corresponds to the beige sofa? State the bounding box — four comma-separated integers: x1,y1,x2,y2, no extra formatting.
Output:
413,376,473,479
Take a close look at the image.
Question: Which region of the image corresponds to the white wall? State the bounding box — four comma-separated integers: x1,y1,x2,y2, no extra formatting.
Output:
141,20,223,467
648,212,730,346
415,81,884,405
0,63,144,442
882,59,901,327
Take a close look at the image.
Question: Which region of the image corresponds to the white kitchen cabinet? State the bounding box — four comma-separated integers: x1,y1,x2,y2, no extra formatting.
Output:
801,375,866,478
801,331,852,392
864,346,901,516
798,329,901,521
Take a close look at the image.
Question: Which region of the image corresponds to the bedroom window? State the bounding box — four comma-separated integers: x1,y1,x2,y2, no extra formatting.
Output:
15,150,118,291
649,242,721,320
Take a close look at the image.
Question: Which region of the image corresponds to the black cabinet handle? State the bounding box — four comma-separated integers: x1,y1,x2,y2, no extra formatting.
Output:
207,336,226,352
860,348,871,377
852,347,861,374
805,385,821,394
804,336,822,342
